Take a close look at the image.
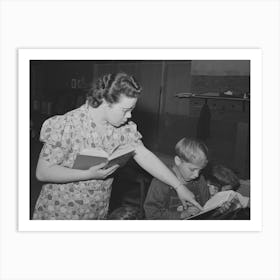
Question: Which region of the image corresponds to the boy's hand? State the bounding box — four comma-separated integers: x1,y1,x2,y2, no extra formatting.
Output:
218,201,232,213
180,206,201,219
217,194,241,214
176,185,203,211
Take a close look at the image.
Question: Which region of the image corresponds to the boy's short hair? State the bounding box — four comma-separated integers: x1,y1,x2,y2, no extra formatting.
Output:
204,164,240,191
175,137,208,168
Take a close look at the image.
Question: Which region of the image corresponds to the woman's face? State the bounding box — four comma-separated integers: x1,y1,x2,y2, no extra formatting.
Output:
105,95,138,127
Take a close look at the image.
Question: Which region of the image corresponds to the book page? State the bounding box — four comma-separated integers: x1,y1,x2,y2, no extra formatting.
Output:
185,190,238,220
79,148,108,158
108,146,135,160
203,190,236,211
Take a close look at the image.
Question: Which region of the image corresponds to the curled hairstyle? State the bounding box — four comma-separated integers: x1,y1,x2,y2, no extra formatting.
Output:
86,72,142,108
175,137,208,168
205,164,240,191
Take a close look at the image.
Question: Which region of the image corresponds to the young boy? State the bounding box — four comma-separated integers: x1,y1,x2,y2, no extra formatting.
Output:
144,137,210,220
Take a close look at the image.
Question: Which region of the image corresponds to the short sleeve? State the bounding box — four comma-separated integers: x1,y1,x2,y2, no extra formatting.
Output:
121,121,143,147
39,116,69,165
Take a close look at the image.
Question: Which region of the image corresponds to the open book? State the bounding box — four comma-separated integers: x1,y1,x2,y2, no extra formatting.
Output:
72,145,135,170
186,190,245,220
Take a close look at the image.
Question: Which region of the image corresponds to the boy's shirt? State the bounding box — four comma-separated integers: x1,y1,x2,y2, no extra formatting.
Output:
144,174,210,220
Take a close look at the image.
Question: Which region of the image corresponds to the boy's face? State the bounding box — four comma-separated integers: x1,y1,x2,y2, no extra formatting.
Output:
175,156,204,182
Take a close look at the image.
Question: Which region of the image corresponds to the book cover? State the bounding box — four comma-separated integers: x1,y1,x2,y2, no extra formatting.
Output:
72,146,135,170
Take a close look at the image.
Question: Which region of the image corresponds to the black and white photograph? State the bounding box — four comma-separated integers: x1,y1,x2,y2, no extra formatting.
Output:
30,59,251,221
18,48,261,231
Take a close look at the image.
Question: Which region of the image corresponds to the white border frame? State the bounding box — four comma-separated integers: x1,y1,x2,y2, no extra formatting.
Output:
2,1,279,279
18,48,262,232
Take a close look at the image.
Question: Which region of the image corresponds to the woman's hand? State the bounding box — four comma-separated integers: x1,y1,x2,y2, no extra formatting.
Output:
87,162,119,180
176,185,203,211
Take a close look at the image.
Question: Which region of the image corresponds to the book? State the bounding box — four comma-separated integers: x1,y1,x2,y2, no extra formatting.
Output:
72,145,135,170
186,190,241,220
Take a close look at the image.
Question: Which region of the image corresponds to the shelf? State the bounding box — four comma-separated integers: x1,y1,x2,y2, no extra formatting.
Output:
175,94,250,102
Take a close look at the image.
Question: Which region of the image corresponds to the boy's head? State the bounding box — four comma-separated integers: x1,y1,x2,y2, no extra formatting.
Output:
174,137,208,182
205,164,240,196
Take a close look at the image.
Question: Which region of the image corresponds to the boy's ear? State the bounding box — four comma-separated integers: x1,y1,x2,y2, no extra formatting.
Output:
174,156,182,166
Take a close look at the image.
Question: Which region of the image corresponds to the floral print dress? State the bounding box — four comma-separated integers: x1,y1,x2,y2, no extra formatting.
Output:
32,104,143,220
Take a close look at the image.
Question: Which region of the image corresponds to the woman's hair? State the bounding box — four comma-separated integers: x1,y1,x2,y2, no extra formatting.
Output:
204,164,240,191
86,72,142,108
175,137,208,168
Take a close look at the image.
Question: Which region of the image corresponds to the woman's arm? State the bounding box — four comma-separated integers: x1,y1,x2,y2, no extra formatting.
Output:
36,157,119,183
133,145,203,210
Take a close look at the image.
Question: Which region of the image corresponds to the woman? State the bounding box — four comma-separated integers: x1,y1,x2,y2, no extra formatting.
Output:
33,72,202,219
